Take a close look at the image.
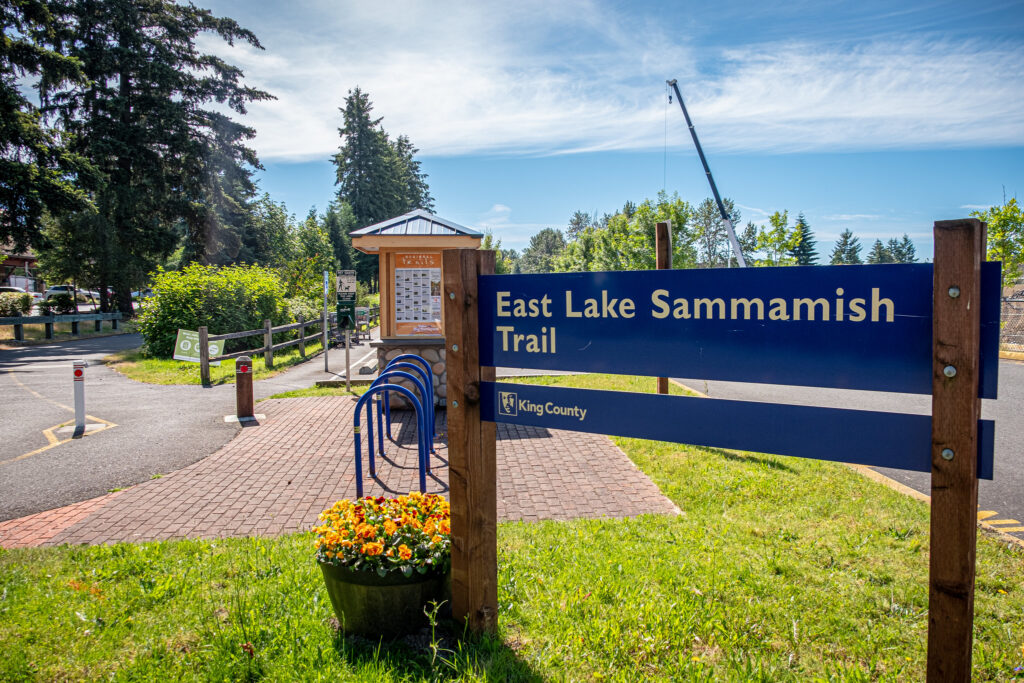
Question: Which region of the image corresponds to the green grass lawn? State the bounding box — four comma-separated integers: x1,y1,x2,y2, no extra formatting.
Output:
0,321,133,345
104,339,326,385
2,374,1022,681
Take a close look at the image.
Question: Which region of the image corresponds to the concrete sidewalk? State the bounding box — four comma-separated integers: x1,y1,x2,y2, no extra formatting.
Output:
0,396,679,548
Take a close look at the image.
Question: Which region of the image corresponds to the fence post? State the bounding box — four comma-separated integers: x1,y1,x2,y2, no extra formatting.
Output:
14,323,23,341
71,319,79,336
45,317,53,339
926,218,984,682
199,326,211,386
94,318,101,332
298,313,305,357
656,220,672,395
443,247,497,634
264,319,273,369
112,313,118,330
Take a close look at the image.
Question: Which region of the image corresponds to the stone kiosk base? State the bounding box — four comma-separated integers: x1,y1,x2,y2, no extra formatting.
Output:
372,338,446,408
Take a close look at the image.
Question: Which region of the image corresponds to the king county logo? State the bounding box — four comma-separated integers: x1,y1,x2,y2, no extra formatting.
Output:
498,391,518,416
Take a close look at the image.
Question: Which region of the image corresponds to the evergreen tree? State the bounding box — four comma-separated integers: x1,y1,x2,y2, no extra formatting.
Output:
866,239,894,264
0,0,89,250
892,234,917,263
332,87,432,283
520,228,566,273
567,210,591,240
787,213,819,265
322,200,355,272
830,229,863,265
41,0,272,315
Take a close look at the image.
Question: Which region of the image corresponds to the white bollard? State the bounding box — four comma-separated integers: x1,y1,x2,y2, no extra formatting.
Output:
72,360,86,438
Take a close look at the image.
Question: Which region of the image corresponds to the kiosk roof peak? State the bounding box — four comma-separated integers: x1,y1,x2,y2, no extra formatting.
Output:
351,209,483,238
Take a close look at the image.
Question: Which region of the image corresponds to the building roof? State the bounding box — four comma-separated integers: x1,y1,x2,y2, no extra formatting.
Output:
350,209,483,238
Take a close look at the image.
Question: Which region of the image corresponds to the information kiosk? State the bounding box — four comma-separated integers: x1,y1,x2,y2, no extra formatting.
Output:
351,209,482,405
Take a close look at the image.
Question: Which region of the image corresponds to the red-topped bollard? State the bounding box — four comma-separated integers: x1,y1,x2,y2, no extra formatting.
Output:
236,356,254,419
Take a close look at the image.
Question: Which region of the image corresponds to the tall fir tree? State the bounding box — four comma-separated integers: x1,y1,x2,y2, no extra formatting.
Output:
332,87,432,283
787,213,818,265
830,229,863,265
866,239,894,264
891,234,917,263
41,0,272,314
0,0,90,251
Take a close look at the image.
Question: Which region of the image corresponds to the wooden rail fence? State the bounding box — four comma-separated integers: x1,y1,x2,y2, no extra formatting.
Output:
0,312,122,341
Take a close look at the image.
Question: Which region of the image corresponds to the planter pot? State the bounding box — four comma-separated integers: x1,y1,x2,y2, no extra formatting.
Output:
319,562,451,638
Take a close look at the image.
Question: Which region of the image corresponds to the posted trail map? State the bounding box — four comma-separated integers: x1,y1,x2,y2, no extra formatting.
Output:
395,253,442,335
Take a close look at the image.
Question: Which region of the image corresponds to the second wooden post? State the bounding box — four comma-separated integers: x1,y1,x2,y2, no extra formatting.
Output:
443,247,497,633
656,221,671,394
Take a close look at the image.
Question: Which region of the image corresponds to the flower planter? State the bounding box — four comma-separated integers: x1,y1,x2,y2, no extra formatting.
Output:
319,562,451,638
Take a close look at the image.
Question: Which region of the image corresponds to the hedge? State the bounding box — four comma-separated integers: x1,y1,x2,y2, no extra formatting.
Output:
135,264,292,358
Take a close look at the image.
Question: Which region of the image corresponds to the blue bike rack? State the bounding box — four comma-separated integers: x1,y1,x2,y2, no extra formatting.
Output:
380,359,437,449
353,383,427,498
381,354,436,441
369,370,431,475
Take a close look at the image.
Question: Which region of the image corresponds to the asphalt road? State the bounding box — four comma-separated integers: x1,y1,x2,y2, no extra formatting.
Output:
675,358,1024,540
0,335,241,520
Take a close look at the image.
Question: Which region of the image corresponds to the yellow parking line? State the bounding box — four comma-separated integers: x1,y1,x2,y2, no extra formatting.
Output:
6,369,75,412
977,510,998,520
997,527,1024,533
0,415,117,467
986,519,1021,526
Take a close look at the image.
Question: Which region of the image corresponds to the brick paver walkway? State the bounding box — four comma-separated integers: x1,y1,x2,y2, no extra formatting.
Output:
0,396,678,548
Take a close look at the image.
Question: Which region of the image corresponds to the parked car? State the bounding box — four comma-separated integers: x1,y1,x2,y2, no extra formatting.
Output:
132,288,154,299
0,285,44,302
44,285,77,299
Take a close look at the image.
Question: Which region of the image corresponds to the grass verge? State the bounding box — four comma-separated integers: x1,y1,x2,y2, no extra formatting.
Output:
103,339,325,385
2,373,1022,680
0,321,134,345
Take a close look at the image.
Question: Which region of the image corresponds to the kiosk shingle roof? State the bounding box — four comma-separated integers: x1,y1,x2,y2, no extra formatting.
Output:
350,209,483,237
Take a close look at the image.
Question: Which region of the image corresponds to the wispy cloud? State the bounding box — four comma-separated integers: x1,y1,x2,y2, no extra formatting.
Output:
960,203,990,210
822,214,883,221
204,1,1024,161
475,203,554,247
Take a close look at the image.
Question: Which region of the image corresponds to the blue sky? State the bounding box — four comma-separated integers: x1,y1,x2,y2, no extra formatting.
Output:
201,0,1024,259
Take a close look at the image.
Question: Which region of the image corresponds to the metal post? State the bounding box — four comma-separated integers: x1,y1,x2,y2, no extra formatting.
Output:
298,313,305,357
323,270,330,372
345,329,351,392
235,356,254,419
72,360,86,438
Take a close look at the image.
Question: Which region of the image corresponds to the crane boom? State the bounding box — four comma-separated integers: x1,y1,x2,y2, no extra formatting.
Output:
666,79,746,267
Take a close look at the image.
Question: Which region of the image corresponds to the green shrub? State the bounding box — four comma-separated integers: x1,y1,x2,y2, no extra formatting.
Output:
135,264,291,358
0,293,23,316
39,293,76,315
17,292,33,314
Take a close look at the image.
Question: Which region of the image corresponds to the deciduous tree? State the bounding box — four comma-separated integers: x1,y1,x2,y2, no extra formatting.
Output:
972,198,1023,287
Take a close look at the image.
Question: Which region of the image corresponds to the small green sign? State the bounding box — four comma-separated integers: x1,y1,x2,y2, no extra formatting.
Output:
173,329,223,365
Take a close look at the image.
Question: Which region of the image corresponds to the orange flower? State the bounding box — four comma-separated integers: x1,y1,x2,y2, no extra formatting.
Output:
398,544,412,560
361,542,384,556
384,520,398,536
424,519,436,535
356,523,376,539
431,535,443,544
438,519,450,535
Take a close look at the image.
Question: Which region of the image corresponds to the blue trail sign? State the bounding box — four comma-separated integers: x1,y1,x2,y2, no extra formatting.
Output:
482,381,994,479
478,263,1001,397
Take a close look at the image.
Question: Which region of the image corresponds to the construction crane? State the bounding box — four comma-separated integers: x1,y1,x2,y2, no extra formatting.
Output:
666,79,747,267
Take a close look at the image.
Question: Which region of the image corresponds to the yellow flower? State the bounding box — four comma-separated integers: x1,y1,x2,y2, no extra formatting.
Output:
361,542,384,556
356,523,376,539
398,544,412,560
384,520,398,536
424,519,436,535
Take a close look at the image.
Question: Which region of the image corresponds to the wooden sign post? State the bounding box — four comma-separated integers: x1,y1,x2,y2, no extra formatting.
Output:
927,218,985,681
442,218,996,678
443,248,498,632
656,221,671,395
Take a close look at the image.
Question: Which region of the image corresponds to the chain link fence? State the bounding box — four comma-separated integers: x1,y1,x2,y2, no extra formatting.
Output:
1002,296,1024,353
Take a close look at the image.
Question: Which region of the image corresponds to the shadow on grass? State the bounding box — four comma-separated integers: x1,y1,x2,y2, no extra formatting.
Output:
699,446,797,473
330,619,543,682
